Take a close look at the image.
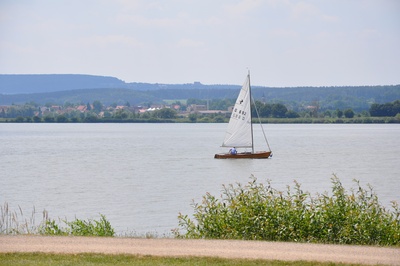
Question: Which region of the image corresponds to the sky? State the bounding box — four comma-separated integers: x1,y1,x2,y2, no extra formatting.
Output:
0,0,399,87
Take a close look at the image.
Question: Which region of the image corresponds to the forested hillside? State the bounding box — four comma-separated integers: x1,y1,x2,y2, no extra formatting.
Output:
0,74,399,111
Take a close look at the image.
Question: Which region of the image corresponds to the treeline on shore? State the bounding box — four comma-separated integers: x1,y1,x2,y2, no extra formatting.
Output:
1,99,399,123
1,116,400,124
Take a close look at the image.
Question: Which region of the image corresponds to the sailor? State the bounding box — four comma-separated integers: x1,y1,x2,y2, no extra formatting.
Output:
229,147,237,155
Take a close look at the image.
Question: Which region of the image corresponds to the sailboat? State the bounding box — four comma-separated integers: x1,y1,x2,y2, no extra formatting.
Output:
214,72,272,159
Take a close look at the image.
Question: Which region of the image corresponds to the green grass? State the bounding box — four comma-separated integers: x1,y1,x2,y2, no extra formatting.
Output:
176,175,400,246
0,253,361,266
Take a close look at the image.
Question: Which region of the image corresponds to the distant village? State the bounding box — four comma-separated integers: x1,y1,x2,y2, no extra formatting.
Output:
39,103,231,117
1,99,399,123
0,101,232,122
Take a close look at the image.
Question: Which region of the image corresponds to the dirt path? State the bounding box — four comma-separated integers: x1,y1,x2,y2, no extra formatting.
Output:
1,236,399,265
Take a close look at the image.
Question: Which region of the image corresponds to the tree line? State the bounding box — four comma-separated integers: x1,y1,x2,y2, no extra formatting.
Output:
1,99,399,122
369,100,400,117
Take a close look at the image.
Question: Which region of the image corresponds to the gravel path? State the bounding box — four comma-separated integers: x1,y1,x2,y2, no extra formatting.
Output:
1,236,399,265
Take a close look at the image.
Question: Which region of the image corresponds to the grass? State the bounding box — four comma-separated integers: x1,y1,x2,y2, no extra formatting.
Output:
175,175,400,246
0,253,362,266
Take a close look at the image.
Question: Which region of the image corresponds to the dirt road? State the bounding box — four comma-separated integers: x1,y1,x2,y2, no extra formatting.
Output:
1,236,399,265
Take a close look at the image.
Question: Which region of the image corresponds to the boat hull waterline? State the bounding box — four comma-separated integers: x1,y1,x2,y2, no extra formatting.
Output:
214,151,272,159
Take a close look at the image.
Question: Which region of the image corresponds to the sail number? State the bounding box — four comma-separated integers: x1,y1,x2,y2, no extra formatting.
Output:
232,108,247,120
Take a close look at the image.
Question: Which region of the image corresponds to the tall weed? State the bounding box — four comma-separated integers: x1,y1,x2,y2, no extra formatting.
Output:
0,202,41,234
175,175,400,246
40,214,115,237
0,203,114,237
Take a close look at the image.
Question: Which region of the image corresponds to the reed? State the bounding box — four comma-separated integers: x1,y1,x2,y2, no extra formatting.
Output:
175,175,400,246
0,203,114,237
0,202,41,235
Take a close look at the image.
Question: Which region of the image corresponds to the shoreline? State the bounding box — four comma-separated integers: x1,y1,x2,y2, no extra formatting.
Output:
1,116,400,124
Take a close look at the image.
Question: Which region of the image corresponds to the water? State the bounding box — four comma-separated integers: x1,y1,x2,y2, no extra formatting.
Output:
1,123,399,235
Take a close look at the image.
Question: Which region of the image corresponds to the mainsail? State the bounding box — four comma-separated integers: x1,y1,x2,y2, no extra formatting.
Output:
221,74,252,148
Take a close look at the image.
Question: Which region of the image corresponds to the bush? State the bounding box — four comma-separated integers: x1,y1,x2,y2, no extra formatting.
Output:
175,176,400,246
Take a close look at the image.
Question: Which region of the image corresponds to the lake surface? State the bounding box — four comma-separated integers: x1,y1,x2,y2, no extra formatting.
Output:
1,123,399,235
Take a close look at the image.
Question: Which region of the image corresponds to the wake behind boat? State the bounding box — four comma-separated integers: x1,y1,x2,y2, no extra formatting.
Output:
214,72,272,159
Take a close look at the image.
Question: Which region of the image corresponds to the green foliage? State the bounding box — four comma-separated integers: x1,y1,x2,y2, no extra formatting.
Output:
92,100,103,113
0,203,114,237
83,114,99,122
56,115,68,123
15,116,24,122
153,108,177,119
175,176,400,246
343,109,355,118
285,110,300,118
40,214,115,237
43,116,55,123
370,100,400,117
188,113,197,122
113,109,130,119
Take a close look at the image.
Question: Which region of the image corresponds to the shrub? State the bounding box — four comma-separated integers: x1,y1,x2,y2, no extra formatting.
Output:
175,176,400,246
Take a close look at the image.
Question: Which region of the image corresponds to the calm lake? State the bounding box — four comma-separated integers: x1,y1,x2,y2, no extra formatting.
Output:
1,123,399,235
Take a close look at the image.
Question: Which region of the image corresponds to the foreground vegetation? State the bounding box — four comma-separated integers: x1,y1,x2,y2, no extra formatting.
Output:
2,176,399,246
0,204,114,237
175,176,400,246
0,253,360,266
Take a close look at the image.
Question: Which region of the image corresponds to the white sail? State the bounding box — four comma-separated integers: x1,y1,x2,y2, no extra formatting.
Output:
221,74,252,148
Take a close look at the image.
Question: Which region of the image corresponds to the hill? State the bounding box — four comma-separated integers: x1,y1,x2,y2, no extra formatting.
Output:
0,74,128,94
0,74,399,111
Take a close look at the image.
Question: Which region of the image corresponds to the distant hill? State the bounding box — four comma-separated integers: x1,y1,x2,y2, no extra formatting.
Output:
0,74,127,94
0,74,227,94
0,74,399,111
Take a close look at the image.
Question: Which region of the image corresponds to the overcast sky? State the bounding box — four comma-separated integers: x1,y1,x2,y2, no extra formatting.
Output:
0,0,399,87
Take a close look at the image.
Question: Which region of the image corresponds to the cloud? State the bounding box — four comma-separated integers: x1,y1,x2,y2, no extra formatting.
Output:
224,0,263,17
177,38,205,48
0,0,398,86
89,35,144,47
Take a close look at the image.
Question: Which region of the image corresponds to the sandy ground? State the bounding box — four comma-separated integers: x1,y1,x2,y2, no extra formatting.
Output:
0,236,399,265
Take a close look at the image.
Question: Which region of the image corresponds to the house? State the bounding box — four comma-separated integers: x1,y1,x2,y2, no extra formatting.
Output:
76,105,87,112
187,104,207,113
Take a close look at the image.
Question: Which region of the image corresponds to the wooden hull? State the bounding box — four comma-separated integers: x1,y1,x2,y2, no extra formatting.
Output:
214,151,272,159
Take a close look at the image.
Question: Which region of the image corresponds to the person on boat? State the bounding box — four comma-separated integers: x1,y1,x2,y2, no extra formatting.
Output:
229,147,237,155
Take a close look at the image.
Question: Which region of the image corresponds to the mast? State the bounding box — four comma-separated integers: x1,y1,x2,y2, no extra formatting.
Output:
248,70,254,154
